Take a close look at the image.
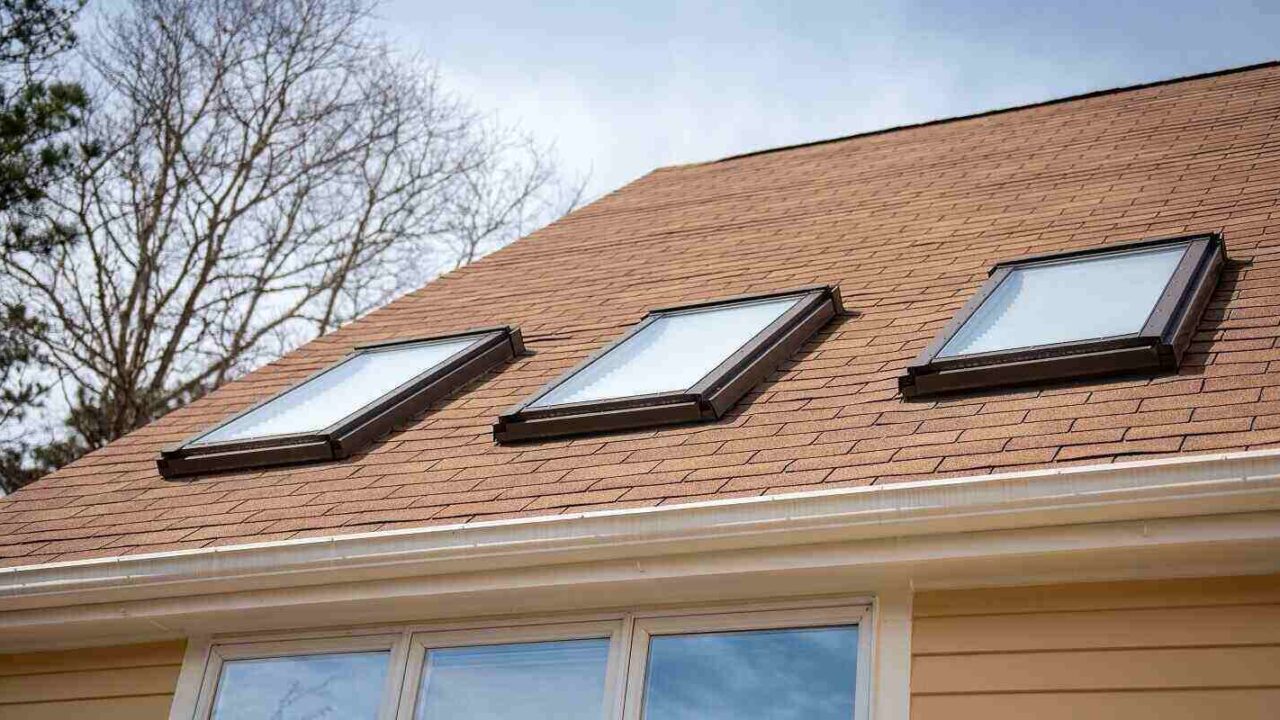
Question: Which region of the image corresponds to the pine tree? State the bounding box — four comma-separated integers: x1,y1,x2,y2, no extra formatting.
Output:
0,0,88,493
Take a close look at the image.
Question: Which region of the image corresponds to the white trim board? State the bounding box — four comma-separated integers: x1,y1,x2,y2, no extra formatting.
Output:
1,448,1279,650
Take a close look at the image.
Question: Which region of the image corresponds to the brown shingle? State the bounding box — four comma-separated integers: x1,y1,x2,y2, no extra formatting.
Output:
4,63,1280,563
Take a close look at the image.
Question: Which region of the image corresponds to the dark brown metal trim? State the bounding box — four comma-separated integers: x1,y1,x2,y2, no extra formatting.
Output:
700,295,837,417
1138,237,1209,338
516,390,703,420
645,284,837,315
1167,248,1224,365
494,402,705,443
909,346,1162,397
332,336,518,457
159,326,523,479
988,232,1213,274
495,286,843,443
510,315,664,418
157,439,335,479
353,325,521,352
686,291,833,397
905,266,1013,375
927,334,1149,371
900,233,1225,399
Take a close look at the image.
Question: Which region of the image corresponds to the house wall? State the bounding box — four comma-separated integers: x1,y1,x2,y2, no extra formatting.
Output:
0,640,184,720
911,574,1280,720
6,574,1280,719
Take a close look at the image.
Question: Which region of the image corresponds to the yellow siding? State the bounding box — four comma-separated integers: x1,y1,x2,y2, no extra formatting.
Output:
912,574,1280,720
0,641,183,720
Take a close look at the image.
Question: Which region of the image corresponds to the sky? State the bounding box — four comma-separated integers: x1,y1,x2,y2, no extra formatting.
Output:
373,0,1280,198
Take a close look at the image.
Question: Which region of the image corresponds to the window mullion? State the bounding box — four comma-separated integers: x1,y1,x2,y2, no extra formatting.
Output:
608,614,637,720
382,630,416,720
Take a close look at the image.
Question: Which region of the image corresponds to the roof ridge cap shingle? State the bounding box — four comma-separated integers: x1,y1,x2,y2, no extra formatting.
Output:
656,59,1279,169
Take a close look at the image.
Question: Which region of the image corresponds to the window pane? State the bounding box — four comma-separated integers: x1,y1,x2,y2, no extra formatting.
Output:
641,626,859,720
415,638,609,720
939,243,1187,357
210,650,389,720
531,297,799,407
198,336,481,444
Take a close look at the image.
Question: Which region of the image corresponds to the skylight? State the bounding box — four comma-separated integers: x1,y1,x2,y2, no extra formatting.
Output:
938,243,1189,357
530,296,800,408
197,336,482,445
160,327,524,478
495,286,842,442
900,233,1224,398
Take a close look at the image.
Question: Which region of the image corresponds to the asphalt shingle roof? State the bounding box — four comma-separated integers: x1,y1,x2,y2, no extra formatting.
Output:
4,62,1280,565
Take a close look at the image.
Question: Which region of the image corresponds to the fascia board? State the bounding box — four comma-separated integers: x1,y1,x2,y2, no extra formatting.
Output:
1,449,1278,610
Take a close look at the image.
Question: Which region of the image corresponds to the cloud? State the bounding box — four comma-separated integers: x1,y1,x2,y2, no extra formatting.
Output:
374,1,944,196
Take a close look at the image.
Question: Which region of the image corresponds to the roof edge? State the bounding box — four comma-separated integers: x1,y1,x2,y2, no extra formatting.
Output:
702,59,1280,166
2,448,1279,650
3,447,1279,602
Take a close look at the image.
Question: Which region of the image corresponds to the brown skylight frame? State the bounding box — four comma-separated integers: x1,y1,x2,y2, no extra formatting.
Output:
494,285,843,443
899,232,1225,398
159,327,524,479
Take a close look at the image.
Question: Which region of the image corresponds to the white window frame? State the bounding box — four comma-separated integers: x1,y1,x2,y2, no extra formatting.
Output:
179,599,872,720
190,633,409,720
396,620,628,720
622,605,873,720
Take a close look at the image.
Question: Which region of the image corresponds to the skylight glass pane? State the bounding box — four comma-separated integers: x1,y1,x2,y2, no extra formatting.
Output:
531,296,800,408
641,626,859,720
198,335,482,444
938,243,1188,358
414,638,610,720
211,651,389,720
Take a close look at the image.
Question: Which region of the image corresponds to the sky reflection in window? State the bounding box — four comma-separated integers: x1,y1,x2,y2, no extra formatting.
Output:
415,638,610,720
210,650,389,720
641,626,859,720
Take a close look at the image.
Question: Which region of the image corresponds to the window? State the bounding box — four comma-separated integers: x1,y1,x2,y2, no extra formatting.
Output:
195,636,403,720
625,609,867,720
160,327,524,478
495,286,843,442
400,622,622,720
210,650,391,719
183,604,869,720
412,639,610,719
900,233,1224,397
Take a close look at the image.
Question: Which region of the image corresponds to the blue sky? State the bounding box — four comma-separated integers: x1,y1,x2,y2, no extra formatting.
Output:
375,0,1280,197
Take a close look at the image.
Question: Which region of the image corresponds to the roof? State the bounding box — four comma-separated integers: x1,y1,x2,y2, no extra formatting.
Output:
4,62,1280,566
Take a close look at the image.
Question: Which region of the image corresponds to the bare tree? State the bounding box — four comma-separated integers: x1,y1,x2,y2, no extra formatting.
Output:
0,0,577,482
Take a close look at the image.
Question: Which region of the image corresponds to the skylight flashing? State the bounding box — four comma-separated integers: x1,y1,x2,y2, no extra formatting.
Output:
494,286,842,443
191,335,484,447
159,326,524,478
529,295,803,409
936,241,1190,359
900,233,1224,398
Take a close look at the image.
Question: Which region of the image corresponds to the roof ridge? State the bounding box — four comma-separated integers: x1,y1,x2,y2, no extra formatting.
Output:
684,59,1279,167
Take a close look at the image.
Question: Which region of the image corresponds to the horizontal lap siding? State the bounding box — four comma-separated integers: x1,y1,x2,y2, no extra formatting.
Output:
0,641,184,720
911,574,1280,720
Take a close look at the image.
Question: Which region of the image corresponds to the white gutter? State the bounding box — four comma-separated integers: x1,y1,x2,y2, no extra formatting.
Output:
4,447,1280,600
1,449,1279,647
